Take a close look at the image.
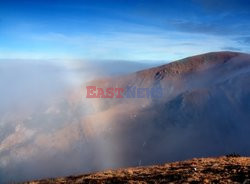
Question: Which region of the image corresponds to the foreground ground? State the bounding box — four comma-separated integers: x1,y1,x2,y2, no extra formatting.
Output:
24,156,250,184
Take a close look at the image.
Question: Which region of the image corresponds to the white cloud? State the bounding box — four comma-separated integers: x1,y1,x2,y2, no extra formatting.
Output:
1,28,248,61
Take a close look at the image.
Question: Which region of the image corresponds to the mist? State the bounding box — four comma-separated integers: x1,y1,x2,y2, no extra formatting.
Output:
1,53,250,183
0,59,162,183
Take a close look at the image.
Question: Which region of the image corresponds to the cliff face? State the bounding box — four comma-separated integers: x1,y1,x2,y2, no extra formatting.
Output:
24,156,250,184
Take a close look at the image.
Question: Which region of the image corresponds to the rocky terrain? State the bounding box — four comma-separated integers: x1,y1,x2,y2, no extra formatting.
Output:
24,156,250,184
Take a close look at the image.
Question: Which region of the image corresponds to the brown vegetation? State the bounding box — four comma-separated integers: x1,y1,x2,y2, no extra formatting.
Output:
24,156,250,184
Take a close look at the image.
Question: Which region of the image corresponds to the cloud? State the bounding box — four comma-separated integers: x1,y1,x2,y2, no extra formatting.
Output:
1,0,250,61
194,0,250,12
171,18,250,36
15,30,245,61
237,36,250,44
0,58,158,182
172,20,222,35
221,46,242,51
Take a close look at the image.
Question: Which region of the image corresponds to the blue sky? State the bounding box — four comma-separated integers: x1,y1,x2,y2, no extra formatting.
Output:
0,0,250,61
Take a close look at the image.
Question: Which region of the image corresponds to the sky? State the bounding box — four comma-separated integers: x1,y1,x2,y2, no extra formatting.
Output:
0,0,250,61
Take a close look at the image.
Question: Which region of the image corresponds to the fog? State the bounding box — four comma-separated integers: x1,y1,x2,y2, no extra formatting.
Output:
0,59,161,183
0,54,250,183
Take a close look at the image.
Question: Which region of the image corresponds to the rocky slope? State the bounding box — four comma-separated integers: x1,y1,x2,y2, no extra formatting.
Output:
24,156,250,184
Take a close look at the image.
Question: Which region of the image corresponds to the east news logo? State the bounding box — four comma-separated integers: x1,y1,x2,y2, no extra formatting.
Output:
86,86,163,98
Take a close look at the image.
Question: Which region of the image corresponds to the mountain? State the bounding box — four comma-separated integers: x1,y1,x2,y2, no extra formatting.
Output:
84,51,250,164
1,51,250,183
24,156,250,183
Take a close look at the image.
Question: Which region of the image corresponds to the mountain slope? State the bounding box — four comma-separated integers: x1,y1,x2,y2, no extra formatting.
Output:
84,51,250,164
33,51,249,183
24,156,250,184
1,52,250,183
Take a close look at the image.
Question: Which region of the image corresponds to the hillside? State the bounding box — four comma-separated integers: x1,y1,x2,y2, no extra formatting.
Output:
24,156,250,184
1,52,250,183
